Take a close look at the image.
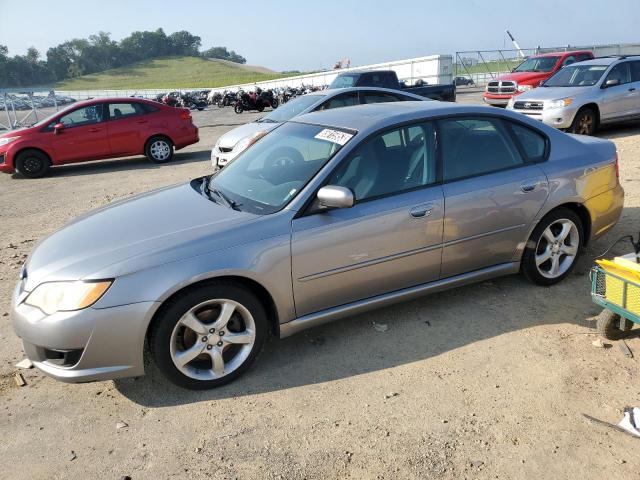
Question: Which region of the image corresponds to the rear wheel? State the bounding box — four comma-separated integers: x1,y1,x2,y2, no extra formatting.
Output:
149,282,268,389
145,136,174,163
569,107,597,135
15,149,51,178
522,208,583,286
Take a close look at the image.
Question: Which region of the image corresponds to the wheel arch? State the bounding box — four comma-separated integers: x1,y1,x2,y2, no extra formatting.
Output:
536,202,592,246
144,133,175,150
576,102,601,127
13,146,53,166
145,275,280,345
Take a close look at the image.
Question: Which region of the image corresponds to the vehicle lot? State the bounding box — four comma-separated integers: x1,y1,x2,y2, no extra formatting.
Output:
2,91,640,479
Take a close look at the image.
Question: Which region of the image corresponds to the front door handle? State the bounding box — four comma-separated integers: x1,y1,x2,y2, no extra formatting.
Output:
88,128,102,133
136,119,148,124
520,180,541,193
409,203,433,218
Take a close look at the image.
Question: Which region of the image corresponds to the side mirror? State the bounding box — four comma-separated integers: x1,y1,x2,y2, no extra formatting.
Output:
604,78,620,88
53,123,64,134
317,185,354,209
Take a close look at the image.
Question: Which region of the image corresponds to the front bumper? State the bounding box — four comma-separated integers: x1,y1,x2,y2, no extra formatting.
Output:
11,282,159,383
508,104,578,130
0,151,13,173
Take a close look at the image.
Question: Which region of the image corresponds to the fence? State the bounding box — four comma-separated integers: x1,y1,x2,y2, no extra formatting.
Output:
455,42,640,86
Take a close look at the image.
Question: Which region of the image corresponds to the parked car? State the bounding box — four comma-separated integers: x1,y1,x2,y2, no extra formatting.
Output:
11,102,623,389
454,76,475,86
329,70,456,102
507,55,640,135
0,98,199,178
483,50,594,107
211,87,427,169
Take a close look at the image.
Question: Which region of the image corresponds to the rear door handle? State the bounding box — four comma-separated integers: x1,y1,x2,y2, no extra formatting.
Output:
409,203,433,218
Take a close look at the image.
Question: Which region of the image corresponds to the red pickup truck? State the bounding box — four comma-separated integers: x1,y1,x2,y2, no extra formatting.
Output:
483,50,594,107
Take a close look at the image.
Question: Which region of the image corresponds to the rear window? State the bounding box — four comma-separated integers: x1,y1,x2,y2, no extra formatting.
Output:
508,123,547,161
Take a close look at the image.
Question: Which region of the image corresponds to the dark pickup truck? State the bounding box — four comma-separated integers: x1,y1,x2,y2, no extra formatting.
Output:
329,70,456,102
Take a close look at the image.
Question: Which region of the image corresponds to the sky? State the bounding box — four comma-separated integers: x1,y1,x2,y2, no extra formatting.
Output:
1,0,639,71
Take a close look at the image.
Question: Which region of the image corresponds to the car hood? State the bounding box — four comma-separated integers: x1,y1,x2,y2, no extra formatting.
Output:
515,86,591,102
217,122,279,149
496,71,552,85
0,125,37,139
23,181,260,291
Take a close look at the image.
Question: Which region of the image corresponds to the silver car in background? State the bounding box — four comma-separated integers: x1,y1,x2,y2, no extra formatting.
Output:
507,56,640,135
12,102,623,389
210,87,427,168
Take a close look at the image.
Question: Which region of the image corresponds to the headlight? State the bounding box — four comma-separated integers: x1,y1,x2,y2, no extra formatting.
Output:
0,136,20,147
546,98,573,109
517,84,533,92
234,131,267,154
25,280,113,315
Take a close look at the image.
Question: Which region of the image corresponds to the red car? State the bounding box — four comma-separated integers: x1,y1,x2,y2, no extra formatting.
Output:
0,97,199,178
483,50,594,107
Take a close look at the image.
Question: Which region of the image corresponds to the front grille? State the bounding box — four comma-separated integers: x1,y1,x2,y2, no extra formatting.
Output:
513,101,544,111
487,80,516,94
218,146,233,153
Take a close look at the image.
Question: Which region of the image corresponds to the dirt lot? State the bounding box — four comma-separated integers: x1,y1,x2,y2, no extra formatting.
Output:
2,93,640,479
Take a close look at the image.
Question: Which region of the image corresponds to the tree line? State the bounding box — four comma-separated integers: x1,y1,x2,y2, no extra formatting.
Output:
0,28,247,88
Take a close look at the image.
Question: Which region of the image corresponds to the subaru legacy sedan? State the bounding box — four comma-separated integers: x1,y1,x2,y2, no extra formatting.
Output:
0,97,199,178
210,87,426,169
11,102,623,389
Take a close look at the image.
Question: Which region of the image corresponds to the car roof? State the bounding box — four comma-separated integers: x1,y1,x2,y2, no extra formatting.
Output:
292,101,488,134
534,50,593,58
321,86,425,100
571,57,621,66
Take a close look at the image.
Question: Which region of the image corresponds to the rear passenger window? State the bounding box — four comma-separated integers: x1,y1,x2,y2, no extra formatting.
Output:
109,102,146,119
439,117,523,181
361,92,401,104
509,123,547,161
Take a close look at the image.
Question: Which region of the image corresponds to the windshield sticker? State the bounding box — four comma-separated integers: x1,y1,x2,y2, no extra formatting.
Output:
315,129,353,145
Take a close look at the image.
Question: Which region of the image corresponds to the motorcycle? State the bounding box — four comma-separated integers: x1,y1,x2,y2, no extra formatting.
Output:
234,88,278,114
181,92,207,111
217,91,237,108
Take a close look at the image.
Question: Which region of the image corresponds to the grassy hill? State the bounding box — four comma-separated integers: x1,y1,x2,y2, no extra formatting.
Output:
55,56,289,90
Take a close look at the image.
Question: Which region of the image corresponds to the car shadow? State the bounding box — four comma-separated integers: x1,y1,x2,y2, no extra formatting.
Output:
113,218,638,407
597,122,640,140
10,149,212,179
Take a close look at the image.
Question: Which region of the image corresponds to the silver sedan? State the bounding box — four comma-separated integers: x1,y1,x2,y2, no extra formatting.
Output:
11,101,624,389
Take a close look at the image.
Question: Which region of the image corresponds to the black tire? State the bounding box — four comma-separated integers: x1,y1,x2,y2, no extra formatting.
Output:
149,281,268,390
234,104,243,114
257,104,265,113
568,107,597,136
596,309,634,340
522,208,583,286
145,136,174,164
15,149,51,178
271,99,279,109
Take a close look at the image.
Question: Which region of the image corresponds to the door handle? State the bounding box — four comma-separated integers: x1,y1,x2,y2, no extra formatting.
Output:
135,120,148,124
88,128,102,133
409,204,433,218
629,87,636,92
520,179,543,193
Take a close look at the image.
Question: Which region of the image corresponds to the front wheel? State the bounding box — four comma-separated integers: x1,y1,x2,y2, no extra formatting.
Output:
234,104,243,114
568,108,597,135
15,149,51,178
270,99,279,109
149,282,268,389
596,309,634,340
522,208,583,286
145,136,174,163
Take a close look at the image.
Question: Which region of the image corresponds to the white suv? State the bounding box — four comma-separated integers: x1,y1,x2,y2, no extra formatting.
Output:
507,56,640,135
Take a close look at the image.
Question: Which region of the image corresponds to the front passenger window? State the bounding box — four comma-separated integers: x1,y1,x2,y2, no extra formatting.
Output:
320,92,359,110
330,122,436,201
606,63,631,85
56,105,104,129
440,117,523,181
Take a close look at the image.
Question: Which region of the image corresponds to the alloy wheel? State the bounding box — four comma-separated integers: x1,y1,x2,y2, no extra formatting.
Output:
169,299,256,381
577,113,594,135
22,156,43,173
534,219,579,279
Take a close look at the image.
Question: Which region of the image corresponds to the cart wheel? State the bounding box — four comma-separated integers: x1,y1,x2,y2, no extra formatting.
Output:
596,309,634,340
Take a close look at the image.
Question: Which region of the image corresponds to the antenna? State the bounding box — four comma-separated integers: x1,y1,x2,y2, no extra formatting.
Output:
506,30,525,58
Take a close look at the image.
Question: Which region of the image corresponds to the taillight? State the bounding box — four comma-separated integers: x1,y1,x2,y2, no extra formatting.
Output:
180,111,192,121
615,151,620,179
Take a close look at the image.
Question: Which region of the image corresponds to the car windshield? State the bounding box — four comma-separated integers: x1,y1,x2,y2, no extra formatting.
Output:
257,94,326,123
542,64,608,87
208,122,354,215
514,56,559,73
329,75,357,89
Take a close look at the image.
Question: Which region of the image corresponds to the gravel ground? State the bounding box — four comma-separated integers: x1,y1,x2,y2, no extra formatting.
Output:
2,93,640,479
